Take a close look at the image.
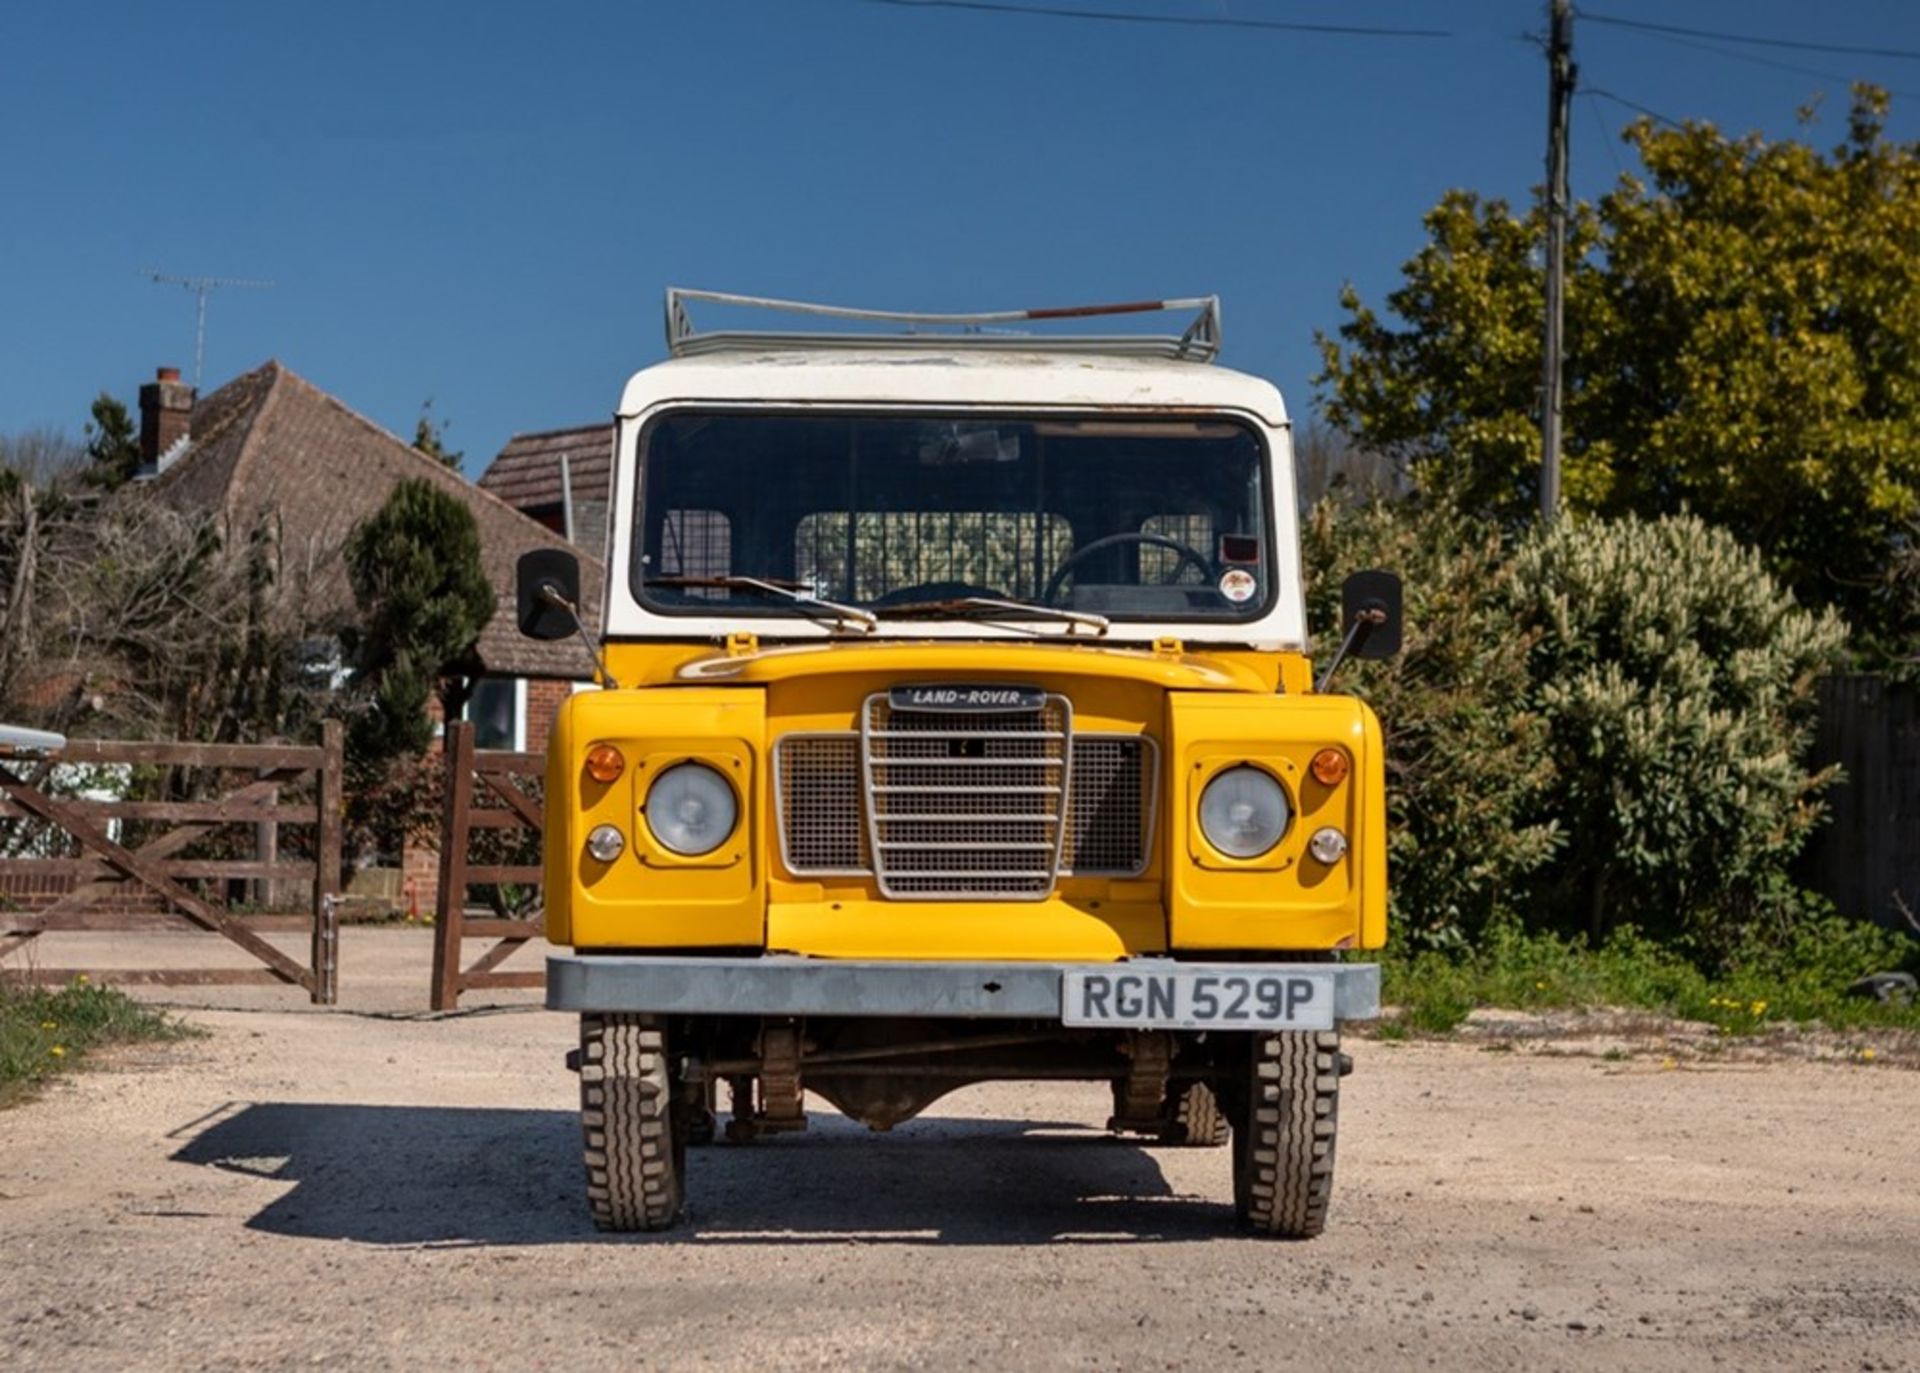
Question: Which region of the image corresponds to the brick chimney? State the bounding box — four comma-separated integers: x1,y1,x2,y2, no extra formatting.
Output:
138,366,195,463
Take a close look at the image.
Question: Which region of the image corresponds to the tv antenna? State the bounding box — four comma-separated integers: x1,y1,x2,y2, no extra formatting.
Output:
144,270,275,388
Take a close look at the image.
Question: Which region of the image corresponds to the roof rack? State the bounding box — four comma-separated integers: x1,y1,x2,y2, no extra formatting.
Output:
663,288,1222,363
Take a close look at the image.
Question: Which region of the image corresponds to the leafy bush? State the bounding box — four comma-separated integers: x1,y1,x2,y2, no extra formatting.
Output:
1306,500,1845,955
1508,513,1848,950
1302,497,1560,948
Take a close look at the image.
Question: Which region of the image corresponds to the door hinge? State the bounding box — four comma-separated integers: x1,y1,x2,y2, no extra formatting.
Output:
1152,636,1184,660
725,631,760,658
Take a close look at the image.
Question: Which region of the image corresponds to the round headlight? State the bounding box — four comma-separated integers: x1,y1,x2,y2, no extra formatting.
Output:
1198,765,1291,859
645,762,739,857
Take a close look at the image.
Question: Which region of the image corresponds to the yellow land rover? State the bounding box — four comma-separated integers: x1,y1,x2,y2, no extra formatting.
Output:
517,290,1399,1238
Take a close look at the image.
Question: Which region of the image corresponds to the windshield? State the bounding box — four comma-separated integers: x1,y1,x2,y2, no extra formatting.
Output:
633,412,1273,625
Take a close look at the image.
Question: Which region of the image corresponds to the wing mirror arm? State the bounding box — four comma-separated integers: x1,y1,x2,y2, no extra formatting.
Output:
1314,603,1386,694
1315,569,1403,694
539,584,619,691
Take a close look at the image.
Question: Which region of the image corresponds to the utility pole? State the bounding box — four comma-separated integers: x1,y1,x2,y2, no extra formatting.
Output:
144,271,275,389
1539,0,1574,520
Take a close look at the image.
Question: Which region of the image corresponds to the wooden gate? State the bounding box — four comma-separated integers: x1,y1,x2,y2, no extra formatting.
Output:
0,724,343,1004
430,721,546,1010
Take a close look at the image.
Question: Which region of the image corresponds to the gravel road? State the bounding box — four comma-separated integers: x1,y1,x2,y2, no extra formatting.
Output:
3,929,1917,1371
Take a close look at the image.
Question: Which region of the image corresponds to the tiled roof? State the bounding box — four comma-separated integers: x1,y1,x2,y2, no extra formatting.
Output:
146,361,603,680
477,424,614,514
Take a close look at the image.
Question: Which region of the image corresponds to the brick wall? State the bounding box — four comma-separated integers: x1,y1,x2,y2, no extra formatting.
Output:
525,678,572,755
401,831,440,918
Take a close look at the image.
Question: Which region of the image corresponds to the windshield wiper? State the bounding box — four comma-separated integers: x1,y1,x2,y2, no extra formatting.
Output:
645,575,877,633
871,596,1109,637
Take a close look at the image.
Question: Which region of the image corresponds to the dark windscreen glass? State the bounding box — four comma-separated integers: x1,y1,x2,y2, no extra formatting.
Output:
634,413,1271,622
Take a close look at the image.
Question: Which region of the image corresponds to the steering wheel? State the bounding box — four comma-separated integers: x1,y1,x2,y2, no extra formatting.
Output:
1041,533,1214,606
871,581,1004,607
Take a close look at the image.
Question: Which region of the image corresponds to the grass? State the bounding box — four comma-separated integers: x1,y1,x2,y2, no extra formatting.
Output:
1377,914,1920,1037
0,976,198,1106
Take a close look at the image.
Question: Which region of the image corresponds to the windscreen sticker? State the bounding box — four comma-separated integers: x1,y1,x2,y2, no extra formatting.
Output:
1218,568,1258,603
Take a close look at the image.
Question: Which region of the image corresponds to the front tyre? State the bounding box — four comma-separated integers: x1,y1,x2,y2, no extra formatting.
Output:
1232,1030,1339,1238
579,1013,685,1231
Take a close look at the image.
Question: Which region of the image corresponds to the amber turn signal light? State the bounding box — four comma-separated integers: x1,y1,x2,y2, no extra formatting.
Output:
1310,747,1350,787
584,744,625,784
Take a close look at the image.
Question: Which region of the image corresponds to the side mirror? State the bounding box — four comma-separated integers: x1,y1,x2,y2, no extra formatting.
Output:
1341,569,1403,660
517,549,582,641
1316,569,1403,693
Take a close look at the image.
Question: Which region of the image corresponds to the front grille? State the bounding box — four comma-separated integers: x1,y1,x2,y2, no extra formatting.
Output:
777,712,1158,889
862,693,1071,899
774,735,866,872
1062,735,1158,875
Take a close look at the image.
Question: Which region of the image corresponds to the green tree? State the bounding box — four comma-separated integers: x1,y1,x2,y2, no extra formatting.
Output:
412,399,463,470
1303,499,1847,955
1317,86,1920,655
343,479,494,763
83,394,141,490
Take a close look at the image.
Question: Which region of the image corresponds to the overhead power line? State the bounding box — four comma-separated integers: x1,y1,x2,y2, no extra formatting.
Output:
1586,86,1685,130
862,0,1450,39
1580,91,1627,177
1578,10,1920,63
1589,22,1920,100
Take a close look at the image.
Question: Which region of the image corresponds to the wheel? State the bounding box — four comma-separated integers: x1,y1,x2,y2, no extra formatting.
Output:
1232,1030,1339,1238
1172,1082,1231,1148
1106,1080,1229,1147
579,1013,685,1231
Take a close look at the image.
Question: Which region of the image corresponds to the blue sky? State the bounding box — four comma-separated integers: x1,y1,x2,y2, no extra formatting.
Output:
4,1,1917,476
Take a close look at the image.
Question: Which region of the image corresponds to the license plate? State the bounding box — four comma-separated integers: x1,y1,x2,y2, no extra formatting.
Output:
1060,967,1335,1030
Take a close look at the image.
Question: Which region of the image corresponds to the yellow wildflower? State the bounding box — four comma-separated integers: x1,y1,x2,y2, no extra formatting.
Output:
49,1045,66,1058
1534,981,1547,991
73,974,89,985
1861,1047,1877,1062
40,1020,57,1030
1750,1000,1767,1017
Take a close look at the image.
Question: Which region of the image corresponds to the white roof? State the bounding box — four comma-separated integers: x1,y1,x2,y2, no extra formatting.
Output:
603,344,1306,651
617,349,1290,427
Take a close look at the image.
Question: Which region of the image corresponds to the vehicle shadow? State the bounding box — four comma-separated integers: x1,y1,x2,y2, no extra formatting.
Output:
168,1102,1236,1247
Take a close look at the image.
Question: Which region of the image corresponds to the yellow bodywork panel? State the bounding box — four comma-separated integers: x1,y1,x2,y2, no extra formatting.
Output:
1165,692,1386,952
765,898,1164,961
544,687,766,949
604,638,1309,696
549,643,1383,960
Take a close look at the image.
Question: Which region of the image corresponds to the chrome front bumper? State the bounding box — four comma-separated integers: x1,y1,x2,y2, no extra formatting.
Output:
547,955,1380,1022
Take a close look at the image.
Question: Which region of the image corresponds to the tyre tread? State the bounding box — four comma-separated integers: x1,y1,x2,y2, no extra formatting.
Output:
1235,1029,1339,1239
579,1013,682,1232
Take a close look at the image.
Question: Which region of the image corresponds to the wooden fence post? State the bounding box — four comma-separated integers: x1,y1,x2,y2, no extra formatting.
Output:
312,720,344,1006
430,722,476,1012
